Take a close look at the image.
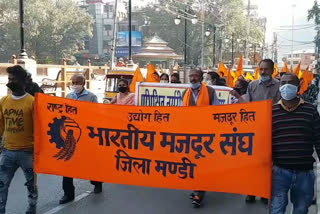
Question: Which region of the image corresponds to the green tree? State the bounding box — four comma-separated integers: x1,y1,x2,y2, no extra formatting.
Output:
139,0,264,66
308,0,320,24
0,0,93,63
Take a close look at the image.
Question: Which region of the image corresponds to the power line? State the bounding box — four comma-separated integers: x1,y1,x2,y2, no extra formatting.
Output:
276,32,315,44
273,25,316,31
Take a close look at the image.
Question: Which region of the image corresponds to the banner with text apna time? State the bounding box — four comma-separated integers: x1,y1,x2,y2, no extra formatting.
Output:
34,93,272,198
135,82,233,106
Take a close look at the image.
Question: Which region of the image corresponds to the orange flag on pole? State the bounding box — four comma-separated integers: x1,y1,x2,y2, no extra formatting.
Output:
290,65,294,73
129,67,144,92
294,63,301,77
146,64,160,82
307,69,314,85
299,66,310,95
235,56,244,79
254,66,260,80
218,62,228,77
227,68,235,87
272,63,279,78
281,62,289,73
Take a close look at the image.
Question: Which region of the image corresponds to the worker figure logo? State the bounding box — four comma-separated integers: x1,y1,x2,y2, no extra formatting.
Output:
47,116,82,161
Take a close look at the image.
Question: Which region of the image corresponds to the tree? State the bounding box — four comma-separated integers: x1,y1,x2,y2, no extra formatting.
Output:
0,0,93,63
138,0,264,66
308,0,320,25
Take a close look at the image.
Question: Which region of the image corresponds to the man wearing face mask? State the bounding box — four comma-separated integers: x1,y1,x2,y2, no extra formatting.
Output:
182,67,219,107
182,67,219,208
238,59,280,204
0,65,37,214
236,59,281,105
271,73,320,214
59,74,102,204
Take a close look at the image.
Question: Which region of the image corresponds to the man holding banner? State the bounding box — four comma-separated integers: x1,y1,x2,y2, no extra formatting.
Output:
59,74,103,205
182,67,218,208
271,73,320,214
182,67,219,107
239,59,281,204
0,66,37,214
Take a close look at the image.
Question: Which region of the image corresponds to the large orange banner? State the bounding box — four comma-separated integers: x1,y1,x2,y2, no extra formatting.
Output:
34,94,272,198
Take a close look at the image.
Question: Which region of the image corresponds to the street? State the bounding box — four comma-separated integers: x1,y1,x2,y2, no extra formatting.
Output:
5,169,316,214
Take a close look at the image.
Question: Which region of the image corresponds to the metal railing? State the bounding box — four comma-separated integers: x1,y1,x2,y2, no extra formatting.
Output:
0,56,109,97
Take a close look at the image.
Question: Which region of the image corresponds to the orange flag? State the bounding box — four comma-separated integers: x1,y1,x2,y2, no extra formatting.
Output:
218,63,228,77
281,62,289,73
299,66,310,95
254,66,260,80
294,63,301,77
129,67,144,92
307,69,313,85
290,65,294,73
146,64,160,82
235,56,244,79
272,63,279,78
227,68,235,87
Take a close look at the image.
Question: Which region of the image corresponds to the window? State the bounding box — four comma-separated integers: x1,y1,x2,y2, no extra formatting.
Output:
104,5,109,13
132,25,136,31
109,5,113,12
293,61,299,65
103,40,109,49
288,54,291,58
104,25,112,31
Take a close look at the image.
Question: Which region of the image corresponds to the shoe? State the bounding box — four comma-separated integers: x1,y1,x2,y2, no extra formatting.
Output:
189,193,195,200
245,195,256,203
26,205,36,214
312,198,317,205
192,195,201,208
260,198,269,205
59,194,75,204
93,183,102,194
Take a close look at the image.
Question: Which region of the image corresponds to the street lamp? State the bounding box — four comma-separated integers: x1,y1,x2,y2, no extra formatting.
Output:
191,17,198,25
19,0,28,58
205,28,211,37
174,9,197,82
174,16,181,25
205,24,217,67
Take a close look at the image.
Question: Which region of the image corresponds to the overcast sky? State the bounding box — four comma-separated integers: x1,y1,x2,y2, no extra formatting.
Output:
250,0,316,58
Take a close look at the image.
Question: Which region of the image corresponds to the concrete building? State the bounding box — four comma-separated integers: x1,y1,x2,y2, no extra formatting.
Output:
286,49,315,70
77,0,127,62
77,0,147,62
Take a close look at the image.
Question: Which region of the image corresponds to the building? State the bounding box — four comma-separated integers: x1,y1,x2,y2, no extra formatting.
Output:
77,0,127,63
133,35,183,68
77,0,147,63
286,49,315,70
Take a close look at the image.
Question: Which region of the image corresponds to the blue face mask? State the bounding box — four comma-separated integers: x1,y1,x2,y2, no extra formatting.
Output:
279,84,298,101
260,75,271,82
191,82,201,89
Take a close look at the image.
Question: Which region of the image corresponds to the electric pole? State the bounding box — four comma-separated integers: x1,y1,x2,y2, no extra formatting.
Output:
274,33,278,63
244,0,251,65
110,0,118,70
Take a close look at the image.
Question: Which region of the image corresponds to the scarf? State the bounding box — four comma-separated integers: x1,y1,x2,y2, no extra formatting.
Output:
183,83,210,106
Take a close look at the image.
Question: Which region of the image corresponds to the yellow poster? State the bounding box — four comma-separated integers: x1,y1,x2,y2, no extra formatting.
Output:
136,83,232,106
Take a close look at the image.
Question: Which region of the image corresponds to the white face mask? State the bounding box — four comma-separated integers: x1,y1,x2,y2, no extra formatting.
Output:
160,80,169,83
279,84,298,101
71,85,83,94
206,80,213,85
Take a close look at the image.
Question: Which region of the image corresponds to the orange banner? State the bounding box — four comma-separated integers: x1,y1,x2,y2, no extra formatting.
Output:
34,94,272,198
